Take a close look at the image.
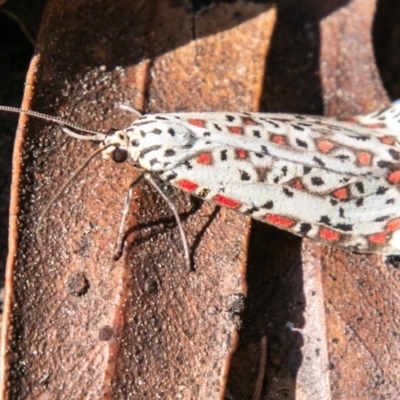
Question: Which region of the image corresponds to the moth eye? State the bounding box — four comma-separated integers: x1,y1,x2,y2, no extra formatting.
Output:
106,128,118,136
112,147,128,163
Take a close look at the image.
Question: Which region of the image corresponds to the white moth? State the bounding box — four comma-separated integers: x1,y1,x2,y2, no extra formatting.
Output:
1,101,400,268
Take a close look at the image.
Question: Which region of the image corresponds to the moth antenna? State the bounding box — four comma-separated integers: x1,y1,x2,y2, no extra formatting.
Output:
36,143,116,241
0,105,106,141
117,103,143,118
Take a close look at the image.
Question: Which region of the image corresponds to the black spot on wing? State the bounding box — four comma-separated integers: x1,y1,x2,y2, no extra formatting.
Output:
311,177,324,186
259,118,279,128
375,215,390,222
295,138,308,148
319,216,331,225
240,170,251,181
355,182,364,193
283,188,294,197
388,149,400,160
377,160,392,169
299,223,312,234
334,223,353,231
261,201,274,209
345,134,369,141
376,186,388,195
164,149,176,157
164,171,177,181
336,154,350,161
313,157,325,167
261,145,269,155
244,206,259,215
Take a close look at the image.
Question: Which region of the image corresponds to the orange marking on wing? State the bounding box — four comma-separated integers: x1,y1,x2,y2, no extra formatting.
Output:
236,149,247,159
242,117,257,125
319,228,340,242
364,123,384,129
332,187,349,200
317,139,335,153
214,195,241,209
380,136,396,145
386,218,400,232
196,152,213,165
356,151,372,166
368,232,387,245
188,119,206,128
266,214,296,228
228,126,244,135
271,135,286,145
292,179,303,190
175,179,198,192
388,170,400,184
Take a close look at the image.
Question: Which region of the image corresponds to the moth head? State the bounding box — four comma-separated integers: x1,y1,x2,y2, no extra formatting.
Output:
102,128,130,163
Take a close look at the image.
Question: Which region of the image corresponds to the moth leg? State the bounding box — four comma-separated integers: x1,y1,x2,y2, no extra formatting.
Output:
144,173,191,271
252,335,267,400
113,173,145,260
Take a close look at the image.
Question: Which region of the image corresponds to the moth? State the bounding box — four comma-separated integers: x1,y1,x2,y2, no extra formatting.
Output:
1,101,400,268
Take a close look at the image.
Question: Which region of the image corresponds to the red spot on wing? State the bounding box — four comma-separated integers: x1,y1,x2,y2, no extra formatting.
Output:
388,170,400,184
214,195,241,209
242,117,258,125
236,149,248,159
368,232,387,245
228,126,244,135
386,218,400,232
380,136,396,145
356,151,372,166
196,152,213,165
175,179,198,192
188,119,206,128
331,187,349,200
364,123,384,129
317,139,335,153
319,228,341,242
266,214,296,228
292,179,303,190
271,135,286,145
